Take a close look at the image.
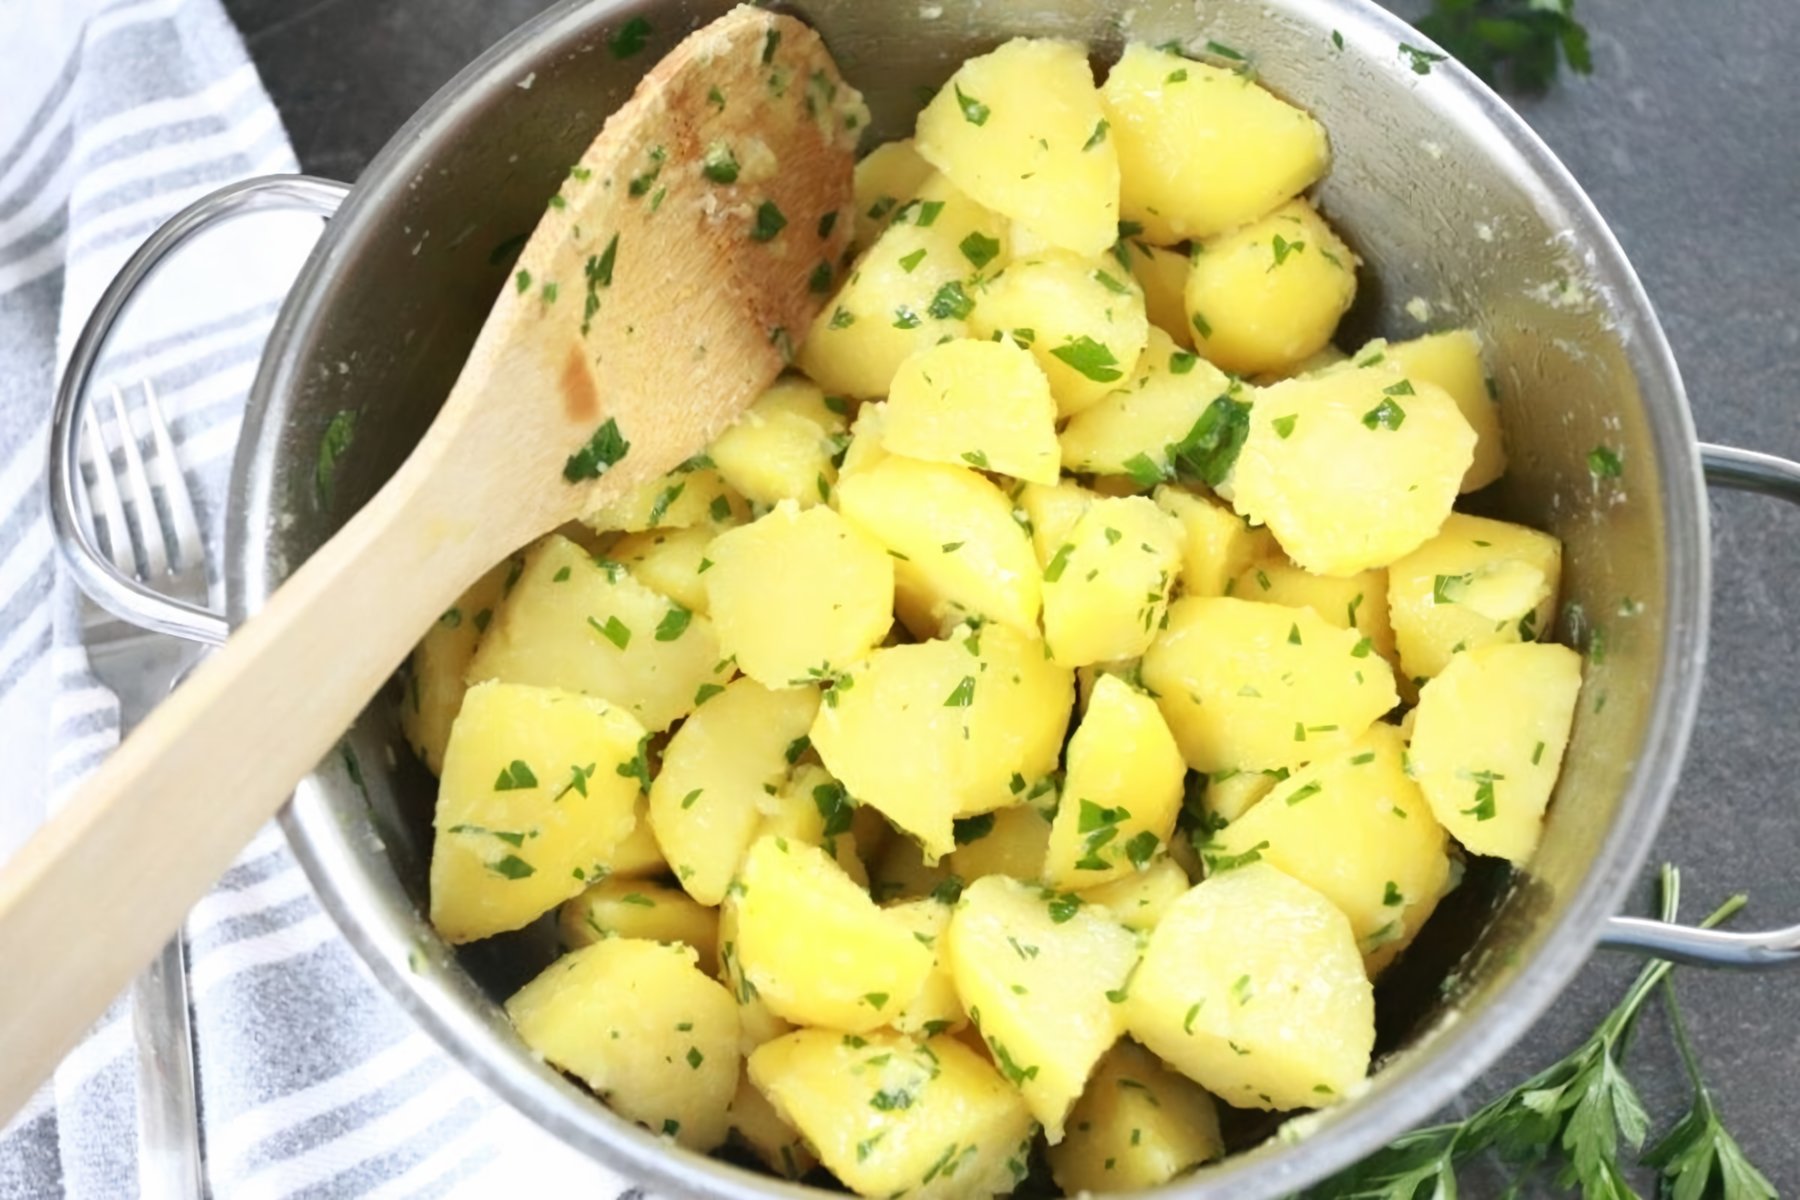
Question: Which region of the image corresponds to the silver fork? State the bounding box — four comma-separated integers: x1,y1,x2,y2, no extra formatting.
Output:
76,378,207,1200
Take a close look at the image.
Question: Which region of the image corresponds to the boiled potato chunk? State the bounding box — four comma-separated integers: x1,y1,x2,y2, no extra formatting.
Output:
915,38,1119,257
884,339,1060,484
718,898,794,1054
1044,675,1185,889
1230,362,1476,577
811,625,1074,858
1060,328,1236,479
1048,1039,1224,1193
1204,725,1452,974
855,139,935,249
559,877,721,976
1142,597,1398,772
1154,487,1277,598
708,377,848,510
609,526,714,616
1388,512,1562,683
1101,44,1329,244
730,1073,817,1179
1041,497,1184,667
835,455,1041,637
1017,479,1098,565
945,803,1053,884
1409,643,1582,865
1075,855,1192,932
506,939,739,1150
1380,330,1506,492
467,534,729,733
402,557,513,774
705,502,894,688
750,1029,1036,1200
1202,769,1283,825
762,761,870,887
800,174,1010,400
1124,240,1197,348
583,466,748,534
1126,863,1373,1110
968,252,1149,417
648,678,821,905
735,835,934,1032
886,898,966,1037
430,681,645,943
949,875,1140,1140
1231,555,1399,673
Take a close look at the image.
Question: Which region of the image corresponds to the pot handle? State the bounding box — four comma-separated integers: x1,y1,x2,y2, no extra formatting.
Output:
1599,442,1800,968
49,174,351,646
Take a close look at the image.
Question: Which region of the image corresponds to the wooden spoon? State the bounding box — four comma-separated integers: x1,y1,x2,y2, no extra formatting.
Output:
0,4,860,1120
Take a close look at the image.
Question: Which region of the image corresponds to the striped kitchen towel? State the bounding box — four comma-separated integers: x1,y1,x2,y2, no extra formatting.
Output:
0,0,627,1195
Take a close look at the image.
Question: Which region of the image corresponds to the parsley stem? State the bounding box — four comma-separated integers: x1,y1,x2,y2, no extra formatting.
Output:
1661,977,1713,1108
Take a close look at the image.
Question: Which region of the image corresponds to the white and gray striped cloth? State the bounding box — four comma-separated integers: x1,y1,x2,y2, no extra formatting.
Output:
0,0,633,1195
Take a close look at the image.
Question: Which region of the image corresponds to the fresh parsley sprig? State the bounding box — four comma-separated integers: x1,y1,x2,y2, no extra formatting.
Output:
1416,0,1592,91
1643,979,1777,1200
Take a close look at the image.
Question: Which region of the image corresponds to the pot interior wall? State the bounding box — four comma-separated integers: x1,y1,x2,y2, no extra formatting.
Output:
237,0,1687,1191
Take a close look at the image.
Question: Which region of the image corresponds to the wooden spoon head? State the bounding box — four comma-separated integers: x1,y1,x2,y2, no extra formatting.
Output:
444,5,864,539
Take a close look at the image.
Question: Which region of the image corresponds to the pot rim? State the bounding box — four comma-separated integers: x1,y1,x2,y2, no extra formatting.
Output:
233,0,1711,1195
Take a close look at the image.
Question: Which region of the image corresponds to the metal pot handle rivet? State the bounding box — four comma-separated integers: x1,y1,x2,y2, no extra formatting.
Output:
48,174,352,647
1599,443,1800,968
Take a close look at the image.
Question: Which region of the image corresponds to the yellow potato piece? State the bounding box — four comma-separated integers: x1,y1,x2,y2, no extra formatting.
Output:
1231,555,1401,696
1125,863,1373,1111
915,38,1119,257
1047,1039,1223,1193
949,875,1140,1141
582,465,749,534
945,803,1054,885
402,557,513,774
968,251,1149,417
1387,512,1563,683
1201,769,1283,825
1045,675,1185,889
708,377,849,510
1101,44,1329,244
1074,855,1192,932
884,339,1061,484
1409,642,1583,865
718,898,793,1055
839,400,890,481
854,139,935,250
647,678,821,905
1184,199,1358,377
835,455,1041,638
736,835,934,1032
430,681,645,943
1153,486,1277,598
1041,497,1185,667
1378,330,1506,492
609,526,715,616
1017,479,1098,566
811,624,1074,858
762,761,870,887
750,1029,1036,1200
730,1072,817,1179
1142,597,1398,772
885,898,965,1037
1230,362,1476,577
602,797,669,880
1059,328,1236,478
506,939,740,1150
466,534,729,733
1204,725,1453,975
1123,240,1196,348
559,877,721,977
705,502,894,689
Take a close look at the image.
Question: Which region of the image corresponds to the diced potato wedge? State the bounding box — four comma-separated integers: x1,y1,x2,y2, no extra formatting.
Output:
1124,240,1196,349
402,558,513,774
839,400,891,481
1041,497,1184,667
506,939,740,1150
1047,1039,1224,1192
800,175,1010,400
836,455,1041,638
1202,769,1283,825
1203,725,1452,973
718,897,793,1054
430,681,645,943
750,1030,1036,1200
1230,363,1476,577
1231,555,1399,680
949,876,1140,1140
886,898,966,1037
1075,856,1192,932
763,761,870,886
1378,330,1506,492
1125,863,1373,1110
1018,479,1098,565
1141,597,1399,772
1184,199,1358,377
1101,44,1329,244
855,140,935,249
1060,328,1235,479
1387,512,1562,683
467,534,729,733
945,803,1053,885
559,878,721,976
730,1073,817,1179
583,466,748,534
968,252,1149,417
915,38,1119,257
736,835,934,1032
1409,643,1582,864
811,624,1074,858
708,377,849,510
884,339,1061,484
1153,487,1277,598
648,678,821,905
609,526,715,616
1044,675,1185,889
705,502,894,689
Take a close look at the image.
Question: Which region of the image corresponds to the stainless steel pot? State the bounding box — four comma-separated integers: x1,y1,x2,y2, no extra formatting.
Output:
51,0,1800,1195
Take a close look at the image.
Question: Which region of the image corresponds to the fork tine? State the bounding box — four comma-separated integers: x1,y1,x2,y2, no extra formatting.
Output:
140,380,204,574
81,403,137,577
108,384,168,578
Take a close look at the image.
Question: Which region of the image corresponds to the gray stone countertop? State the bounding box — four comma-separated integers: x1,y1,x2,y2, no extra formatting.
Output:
222,0,1800,1189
